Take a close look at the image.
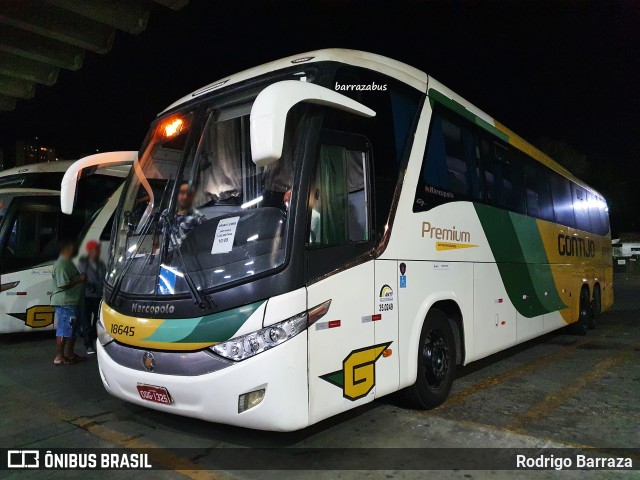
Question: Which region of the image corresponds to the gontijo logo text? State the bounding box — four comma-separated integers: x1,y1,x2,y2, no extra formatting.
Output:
557,233,596,258
421,221,477,251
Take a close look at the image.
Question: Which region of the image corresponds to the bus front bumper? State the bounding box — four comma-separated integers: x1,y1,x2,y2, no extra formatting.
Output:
96,332,309,431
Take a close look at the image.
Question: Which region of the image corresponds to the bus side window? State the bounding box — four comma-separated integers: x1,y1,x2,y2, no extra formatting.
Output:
76,174,123,222
414,108,482,211
587,192,603,235
550,174,575,228
588,193,609,236
523,158,554,221
1,205,59,274
598,196,610,235
480,138,525,214
100,214,115,241
443,118,470,195
572,184,591,232
308,133,371,247
0,196,88,275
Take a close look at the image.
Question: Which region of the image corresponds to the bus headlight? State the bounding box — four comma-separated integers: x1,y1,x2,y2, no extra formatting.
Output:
96,315,114,347
211,311,307,361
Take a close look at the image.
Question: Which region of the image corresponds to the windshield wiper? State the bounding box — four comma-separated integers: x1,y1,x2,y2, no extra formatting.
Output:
159,212,209,310
107,212,156,306
108,178,173,306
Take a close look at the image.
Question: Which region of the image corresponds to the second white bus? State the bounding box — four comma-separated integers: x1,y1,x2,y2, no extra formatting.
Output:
0,162,130,333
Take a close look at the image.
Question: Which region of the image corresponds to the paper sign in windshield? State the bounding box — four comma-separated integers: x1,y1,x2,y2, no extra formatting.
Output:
211,216,240,254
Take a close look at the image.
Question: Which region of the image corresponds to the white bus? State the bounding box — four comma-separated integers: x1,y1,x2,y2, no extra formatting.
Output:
62,49,612,431
0,160,129,190
0,161,74,190
0,162,130,333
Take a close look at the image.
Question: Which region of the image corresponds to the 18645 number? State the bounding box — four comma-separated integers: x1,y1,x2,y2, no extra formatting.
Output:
110,323,135,336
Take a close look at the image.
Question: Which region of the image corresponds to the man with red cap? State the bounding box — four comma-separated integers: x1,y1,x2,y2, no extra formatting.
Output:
78,240,106,355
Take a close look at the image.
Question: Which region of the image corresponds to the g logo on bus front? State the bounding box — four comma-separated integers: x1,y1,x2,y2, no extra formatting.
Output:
320,342,392,401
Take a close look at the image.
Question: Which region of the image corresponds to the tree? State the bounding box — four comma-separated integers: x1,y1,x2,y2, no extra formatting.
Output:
537,137,590,179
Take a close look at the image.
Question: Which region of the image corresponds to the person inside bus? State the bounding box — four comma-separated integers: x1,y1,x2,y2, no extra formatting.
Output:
168,181,206,248
283,187,321,244
78,240,106,355
51,239,86,366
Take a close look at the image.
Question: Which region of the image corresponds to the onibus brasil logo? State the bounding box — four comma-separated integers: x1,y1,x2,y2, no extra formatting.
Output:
320,342,392,401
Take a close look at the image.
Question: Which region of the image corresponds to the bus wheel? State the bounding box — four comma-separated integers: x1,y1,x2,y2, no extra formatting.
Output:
405,309,456,409
589,286,601,329
569,286,591,335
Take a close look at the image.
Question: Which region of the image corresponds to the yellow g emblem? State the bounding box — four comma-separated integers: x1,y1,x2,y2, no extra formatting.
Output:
320,342,392,401
25,305,54,328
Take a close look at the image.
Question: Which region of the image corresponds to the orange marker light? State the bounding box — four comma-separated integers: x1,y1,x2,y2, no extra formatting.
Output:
382,349,392,358
163,118,184,137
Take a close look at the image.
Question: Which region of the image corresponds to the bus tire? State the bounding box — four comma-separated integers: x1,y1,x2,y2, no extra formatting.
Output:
589,285,601,329
404,308,456,409
569,286,591,335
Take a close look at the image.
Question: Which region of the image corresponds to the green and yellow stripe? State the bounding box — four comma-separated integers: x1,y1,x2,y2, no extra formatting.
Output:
102,301,264,351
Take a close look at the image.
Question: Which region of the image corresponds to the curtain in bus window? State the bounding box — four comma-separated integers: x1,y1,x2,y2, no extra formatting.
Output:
311,144,368,246
318,145,348,245
195,117,243,206
346,149,367,241
263,130,296,195
194,114,296,210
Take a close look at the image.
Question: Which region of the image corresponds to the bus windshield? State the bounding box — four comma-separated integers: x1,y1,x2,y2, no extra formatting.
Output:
109,102,305,297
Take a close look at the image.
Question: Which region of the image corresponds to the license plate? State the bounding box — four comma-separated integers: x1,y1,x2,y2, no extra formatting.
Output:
136,384,172,405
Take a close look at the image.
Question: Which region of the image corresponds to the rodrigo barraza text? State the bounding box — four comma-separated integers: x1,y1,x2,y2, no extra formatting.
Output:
516,454,632,470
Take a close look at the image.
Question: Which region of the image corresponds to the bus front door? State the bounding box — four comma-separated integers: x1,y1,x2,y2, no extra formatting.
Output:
307,263,376,424
305,134,380,424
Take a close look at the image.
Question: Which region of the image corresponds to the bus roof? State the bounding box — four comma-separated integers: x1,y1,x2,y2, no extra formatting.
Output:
0,161,74,177
0,188,60,196
161,48,602,199
160,48,429,114
0,161,130,179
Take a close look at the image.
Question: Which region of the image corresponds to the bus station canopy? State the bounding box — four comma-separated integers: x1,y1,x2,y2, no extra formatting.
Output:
0,0,188,111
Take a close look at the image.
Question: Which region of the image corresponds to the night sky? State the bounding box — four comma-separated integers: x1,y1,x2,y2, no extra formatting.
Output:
1,0,638,232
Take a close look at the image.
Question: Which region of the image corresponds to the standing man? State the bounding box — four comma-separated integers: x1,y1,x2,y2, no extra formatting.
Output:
78,240,106,355
51,239,86,365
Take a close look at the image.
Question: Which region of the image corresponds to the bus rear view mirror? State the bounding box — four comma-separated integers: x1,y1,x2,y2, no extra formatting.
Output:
250,80,376,166
60,151,137,214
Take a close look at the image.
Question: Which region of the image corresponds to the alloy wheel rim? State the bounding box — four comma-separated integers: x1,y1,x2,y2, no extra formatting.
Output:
422,328,450,387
